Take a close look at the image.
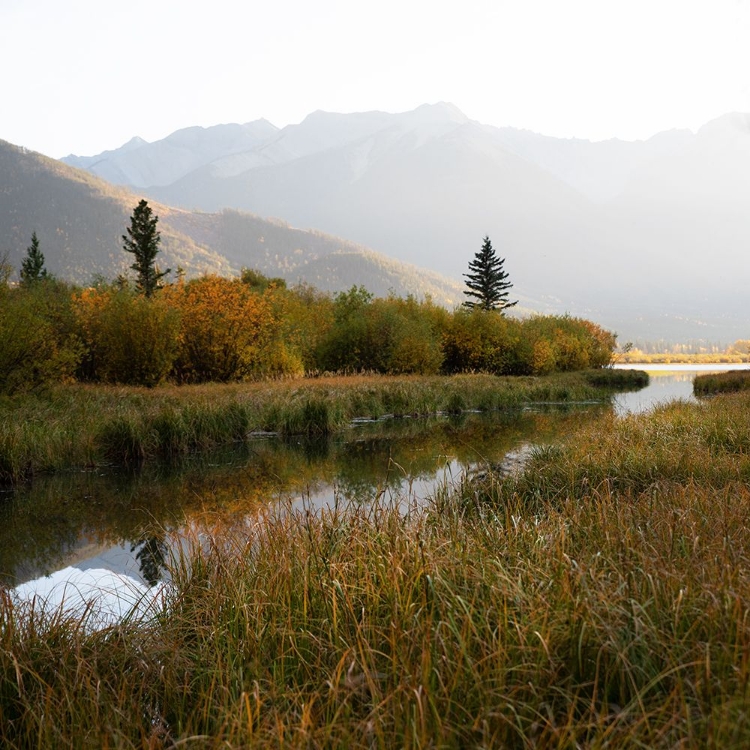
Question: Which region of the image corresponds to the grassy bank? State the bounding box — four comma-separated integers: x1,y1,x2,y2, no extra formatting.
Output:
479,393,750,503
694,369,750,396
0,369,643,483
3,391,750,746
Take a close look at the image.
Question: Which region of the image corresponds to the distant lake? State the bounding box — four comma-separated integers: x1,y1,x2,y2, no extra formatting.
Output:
612,363,750,415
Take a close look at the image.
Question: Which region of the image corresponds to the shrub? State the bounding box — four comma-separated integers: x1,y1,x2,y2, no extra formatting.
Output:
442,308,523,374
0,279,81,394
441,312,616,376
316,290,446,374
519,315,616,372
74,286,180,386
255,282,333,377
165,276,273,383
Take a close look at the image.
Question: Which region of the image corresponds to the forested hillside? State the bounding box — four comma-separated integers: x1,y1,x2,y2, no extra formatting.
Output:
0,140,463,304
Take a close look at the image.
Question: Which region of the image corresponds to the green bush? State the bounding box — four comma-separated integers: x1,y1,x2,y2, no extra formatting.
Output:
316,289,446,374
0,279,81,394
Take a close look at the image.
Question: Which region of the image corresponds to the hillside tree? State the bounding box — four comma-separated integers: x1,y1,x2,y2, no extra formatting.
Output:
463,236,517,312
122,200,170,296
20,231,48,284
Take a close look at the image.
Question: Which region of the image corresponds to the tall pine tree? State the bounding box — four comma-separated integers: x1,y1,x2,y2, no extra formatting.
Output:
122,200,170,296
20,231,48,284
463,236,517,312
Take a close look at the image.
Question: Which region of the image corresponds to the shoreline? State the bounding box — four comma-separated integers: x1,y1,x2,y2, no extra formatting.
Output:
0,370,645,484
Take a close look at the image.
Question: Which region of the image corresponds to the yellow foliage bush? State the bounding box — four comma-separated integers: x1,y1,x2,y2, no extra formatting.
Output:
74,287,180,386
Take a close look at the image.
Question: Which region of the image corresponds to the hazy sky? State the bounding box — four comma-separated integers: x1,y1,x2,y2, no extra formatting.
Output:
3,0,749,158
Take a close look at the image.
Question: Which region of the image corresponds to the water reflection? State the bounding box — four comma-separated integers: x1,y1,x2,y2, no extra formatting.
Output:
613,371,697,415
132,537,169,587
0,406,608,587
613,364,750,416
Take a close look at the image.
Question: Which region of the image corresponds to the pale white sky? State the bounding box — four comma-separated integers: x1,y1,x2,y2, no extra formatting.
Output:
2,0,749,158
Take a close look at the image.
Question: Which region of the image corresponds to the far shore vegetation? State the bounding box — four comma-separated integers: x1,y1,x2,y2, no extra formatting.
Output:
0,370,645,484
3,382,750,746
618,341,750,365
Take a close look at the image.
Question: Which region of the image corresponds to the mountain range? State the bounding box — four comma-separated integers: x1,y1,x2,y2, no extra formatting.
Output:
63,103,750,342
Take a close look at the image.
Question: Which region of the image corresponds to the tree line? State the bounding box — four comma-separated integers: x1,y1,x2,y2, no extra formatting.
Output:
0,203,616,393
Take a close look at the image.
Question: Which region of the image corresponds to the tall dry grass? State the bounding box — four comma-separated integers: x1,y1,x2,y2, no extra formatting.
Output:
4,474,750,747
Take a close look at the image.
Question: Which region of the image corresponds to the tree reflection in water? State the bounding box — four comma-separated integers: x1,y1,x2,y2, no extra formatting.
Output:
131,536,168,586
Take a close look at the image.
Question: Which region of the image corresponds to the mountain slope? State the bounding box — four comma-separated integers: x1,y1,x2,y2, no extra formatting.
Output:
0,140,464,305
0,141,231,281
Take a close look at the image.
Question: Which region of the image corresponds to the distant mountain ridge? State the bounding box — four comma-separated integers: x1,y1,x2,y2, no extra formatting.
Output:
61,103,750,341
0,140,464,305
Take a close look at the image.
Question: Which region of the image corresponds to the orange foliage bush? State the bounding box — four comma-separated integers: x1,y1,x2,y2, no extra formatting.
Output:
165,276,273,383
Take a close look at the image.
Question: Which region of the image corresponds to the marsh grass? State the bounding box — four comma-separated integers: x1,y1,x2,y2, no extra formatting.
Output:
4,478,750,745
583,367,649,389
694,369,750,396
0,371,638,483
4,391,750,746
477,393,750,505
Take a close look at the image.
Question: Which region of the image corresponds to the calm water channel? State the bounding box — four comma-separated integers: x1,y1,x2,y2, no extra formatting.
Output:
6,366,747,623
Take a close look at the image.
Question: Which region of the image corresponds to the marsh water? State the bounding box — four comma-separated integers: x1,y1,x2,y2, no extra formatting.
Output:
613,363,750,415
2,407,604,591
6,366,747,620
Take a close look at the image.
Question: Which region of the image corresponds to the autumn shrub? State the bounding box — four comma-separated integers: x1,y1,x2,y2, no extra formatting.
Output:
254,281,333,377
74,286,180,386
0,278,81,394
442,311,616,375
441,308,523,374
519,315,616,372
165,275,273,383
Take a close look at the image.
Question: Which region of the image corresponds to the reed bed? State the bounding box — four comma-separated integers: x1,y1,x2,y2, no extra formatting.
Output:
693,369,750,396
0,370,640,483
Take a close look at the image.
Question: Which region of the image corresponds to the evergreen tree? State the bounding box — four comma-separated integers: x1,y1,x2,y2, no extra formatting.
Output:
463,236,517,312
122,200,170,296
20,231,48,284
